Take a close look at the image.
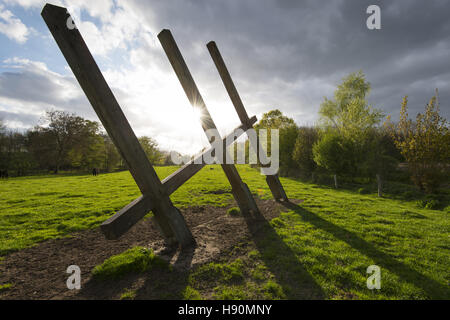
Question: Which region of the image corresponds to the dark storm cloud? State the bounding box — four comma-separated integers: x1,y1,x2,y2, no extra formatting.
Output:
1,0,449,133
0,70,67,105
0,109,40,128
0,61,131,130
127,0,450,121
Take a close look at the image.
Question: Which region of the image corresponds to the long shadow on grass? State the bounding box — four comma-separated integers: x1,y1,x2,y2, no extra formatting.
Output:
133,246,194,299
242,204,325,299
76,249,184,299
282,202,450,299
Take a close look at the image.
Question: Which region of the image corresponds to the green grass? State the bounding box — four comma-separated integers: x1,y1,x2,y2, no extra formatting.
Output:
0,166,234,255
92,247,168,280
0,283,12,292
227,207,241,216
189,259,245,285
1,165,449,299
181,286,202,300
120,288,137,300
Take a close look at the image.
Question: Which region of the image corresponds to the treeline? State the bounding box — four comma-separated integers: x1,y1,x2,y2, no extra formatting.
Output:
0,110,173,176
1,71,448,194
253,71,449,194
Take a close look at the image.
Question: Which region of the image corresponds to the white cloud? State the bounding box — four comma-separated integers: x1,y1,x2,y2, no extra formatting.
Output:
0,57,92,126
0,4,29,43
1,0,449,155
2,0,46,9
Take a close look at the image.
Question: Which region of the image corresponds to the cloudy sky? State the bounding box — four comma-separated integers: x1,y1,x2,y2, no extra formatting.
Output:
0,0,449,154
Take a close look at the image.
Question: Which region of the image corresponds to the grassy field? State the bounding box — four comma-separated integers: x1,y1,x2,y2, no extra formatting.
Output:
0,165,449,299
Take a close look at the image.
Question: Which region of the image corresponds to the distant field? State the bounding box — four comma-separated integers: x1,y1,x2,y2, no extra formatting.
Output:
0,166,239,255
0,165,449,299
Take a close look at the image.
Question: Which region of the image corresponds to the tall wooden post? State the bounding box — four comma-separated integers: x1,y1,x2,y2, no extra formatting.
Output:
158,29,259,213
207,41,288,201
41,4,195,247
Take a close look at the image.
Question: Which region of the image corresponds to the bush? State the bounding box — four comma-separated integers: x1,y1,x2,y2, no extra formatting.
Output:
385,95,450,193
402,191,417,200
313,132,356,178
416,199,440,210
425,200,440,209
358,187,371,195
293,127,319,175
227,207,241,216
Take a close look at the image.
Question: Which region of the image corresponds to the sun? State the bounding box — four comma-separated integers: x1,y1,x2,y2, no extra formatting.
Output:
192,106,204,124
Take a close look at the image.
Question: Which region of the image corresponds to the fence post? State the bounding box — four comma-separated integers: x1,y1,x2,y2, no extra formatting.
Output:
206,41,288,201
42,4,195,247
158,29,259,213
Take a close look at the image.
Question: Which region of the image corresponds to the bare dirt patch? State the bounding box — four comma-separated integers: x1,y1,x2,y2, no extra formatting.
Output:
0,199,293,299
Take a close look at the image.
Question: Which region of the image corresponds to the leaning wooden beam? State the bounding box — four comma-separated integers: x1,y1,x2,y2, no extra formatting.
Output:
158,29,259,213
101,196,153,240
207,41,288,201
101,116,257,238
41,4,194,246
162,116,257,195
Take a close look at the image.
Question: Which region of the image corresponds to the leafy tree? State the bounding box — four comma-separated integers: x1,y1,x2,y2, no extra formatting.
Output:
255,109,296,129
313,131,353,179
68,120,104,170
0,119,5,170
28,110,107,173
254,109,298,174
319,71,383,136
293,126,319,176
386,94,450,193
362,128,399,179
316,71,386,180
38,110,88,173
0,130,35,176
102,134,121,172
139,136,162,165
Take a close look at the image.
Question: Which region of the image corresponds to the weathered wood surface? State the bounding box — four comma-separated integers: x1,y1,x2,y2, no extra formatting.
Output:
158,29,258,213
42,4,194,246
101,196,153,240
162,116,257,195
101,115,257,238
207,41,288,201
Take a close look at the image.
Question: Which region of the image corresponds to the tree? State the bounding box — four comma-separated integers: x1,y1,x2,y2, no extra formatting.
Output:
0,119,5,170
27,128,58,172
102,134,121,172
40,110,88,173
28,110,106,173
293,126,319,176
386,94,450,193
0,129,35,176
316,71,386,180
67,120,104,170
254,109,298,174
313,131,353,183
139,136,162,165
319,71,383,135
255,109,296,129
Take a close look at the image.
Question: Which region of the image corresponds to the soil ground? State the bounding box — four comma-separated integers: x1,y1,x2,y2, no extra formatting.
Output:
0,199,295,299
